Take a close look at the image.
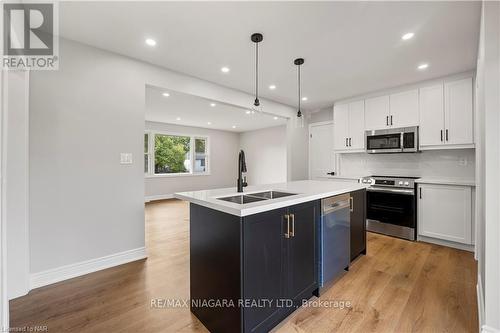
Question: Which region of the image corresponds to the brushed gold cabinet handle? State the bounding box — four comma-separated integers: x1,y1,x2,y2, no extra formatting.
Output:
290,214,295,237
284,214,290,239
350,197,354,212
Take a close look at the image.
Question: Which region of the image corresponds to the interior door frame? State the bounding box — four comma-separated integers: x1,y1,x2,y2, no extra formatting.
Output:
308,121,333,180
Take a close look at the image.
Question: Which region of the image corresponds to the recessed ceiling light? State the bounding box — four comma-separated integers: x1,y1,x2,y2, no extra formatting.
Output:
273,116,278,120
302,97,308,101
269,85,276,90
210,103,216,107
176,117,181,121
245,110,251,114
162,92,170,97
417,63,429,70
145,38,157,47
221,67,230,73
232,125,236,129
207,122,212,125
401,32,414,41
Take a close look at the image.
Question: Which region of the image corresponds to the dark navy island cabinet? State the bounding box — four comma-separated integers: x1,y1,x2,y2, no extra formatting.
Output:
189,200,320,333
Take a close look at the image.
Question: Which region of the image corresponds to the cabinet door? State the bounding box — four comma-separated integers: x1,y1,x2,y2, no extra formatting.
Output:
243,208,288,333
444,77,474,145
350,190,366,261
419,84,445,147
390,89,419,128
365,95,390,130
333,104,349,150
287,201,318,304
418,184,472,244
348,101,365,150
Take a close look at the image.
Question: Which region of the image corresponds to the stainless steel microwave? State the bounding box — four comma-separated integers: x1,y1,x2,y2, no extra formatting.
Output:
365,126,419,154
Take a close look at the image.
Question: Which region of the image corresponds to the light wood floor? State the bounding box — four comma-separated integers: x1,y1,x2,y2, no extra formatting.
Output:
10,199,478,332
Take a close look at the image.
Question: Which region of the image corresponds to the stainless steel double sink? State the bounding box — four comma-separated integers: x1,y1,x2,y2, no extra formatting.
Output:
217,191,298,204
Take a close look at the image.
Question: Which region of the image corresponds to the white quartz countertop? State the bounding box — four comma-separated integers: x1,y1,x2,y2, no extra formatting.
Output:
174,180,368,217
315,175,366,181
415,177,476,186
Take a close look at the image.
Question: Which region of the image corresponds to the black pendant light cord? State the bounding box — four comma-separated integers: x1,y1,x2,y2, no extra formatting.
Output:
298,64,301,115
294,58,304,118
255,42,259,106
251,33,263,107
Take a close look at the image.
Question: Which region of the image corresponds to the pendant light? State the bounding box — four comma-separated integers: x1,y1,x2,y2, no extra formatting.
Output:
250,33,263,113
294,58,305,128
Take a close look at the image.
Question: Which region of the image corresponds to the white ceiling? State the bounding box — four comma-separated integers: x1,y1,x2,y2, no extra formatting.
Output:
59,1,480,110
146,85,287,132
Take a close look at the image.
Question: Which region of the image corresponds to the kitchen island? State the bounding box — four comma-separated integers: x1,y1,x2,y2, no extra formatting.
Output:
175,180,367,333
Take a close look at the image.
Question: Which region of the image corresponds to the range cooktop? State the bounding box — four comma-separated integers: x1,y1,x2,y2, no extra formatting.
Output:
371,175,420,179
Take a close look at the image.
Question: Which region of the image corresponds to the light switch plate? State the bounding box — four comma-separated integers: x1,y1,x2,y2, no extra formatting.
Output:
120,153,133,164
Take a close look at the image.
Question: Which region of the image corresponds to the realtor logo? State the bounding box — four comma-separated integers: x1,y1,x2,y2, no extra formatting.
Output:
2,2,58,70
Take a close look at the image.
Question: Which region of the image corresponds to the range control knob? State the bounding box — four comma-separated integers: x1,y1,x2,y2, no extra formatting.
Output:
404,181,410,186
398,181,403,186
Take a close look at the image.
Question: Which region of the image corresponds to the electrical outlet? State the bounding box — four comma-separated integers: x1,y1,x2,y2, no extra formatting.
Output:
459,157,468,166
120,153,133,164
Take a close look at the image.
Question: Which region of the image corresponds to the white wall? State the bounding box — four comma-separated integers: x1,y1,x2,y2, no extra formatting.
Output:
287,117,309,182
478,1,500,331
240,125,287,185
145,121,239,199
309,107,333,124
338,149,475,179
28,38,303,278
29,41,146,274
5,71,29,299
475,1,486,328
0,69,9,329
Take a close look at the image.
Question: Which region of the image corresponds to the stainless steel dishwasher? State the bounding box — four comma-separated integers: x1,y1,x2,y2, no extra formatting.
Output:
319,193,351,293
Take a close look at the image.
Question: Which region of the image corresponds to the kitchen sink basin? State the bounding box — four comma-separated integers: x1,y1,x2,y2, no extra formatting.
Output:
216,190,298,204
217,195,268,204
246,191,297,199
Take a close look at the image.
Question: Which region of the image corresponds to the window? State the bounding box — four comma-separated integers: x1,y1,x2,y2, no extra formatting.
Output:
144,131,209,176
194,138,208,173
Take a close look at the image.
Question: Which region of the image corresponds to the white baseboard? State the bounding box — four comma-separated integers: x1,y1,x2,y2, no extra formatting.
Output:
417,235,474,252
30,247,147,290
483,325,500,333
145,194,173,203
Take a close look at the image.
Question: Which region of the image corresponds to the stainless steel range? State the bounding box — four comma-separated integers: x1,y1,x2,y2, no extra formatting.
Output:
361,175,419,241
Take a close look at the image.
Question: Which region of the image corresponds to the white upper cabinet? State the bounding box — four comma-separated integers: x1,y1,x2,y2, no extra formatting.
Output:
419,84,445,146
389,89,419,128
419,77,474,149
333,104,349,150
365,95,390,130
444,77,474,145
333,101,365,151
348,100,365,150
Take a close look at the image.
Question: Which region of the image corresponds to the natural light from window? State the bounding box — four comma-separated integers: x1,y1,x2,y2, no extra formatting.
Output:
145,132,209,176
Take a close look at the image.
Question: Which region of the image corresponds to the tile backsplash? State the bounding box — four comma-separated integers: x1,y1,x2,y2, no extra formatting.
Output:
338,149,475,179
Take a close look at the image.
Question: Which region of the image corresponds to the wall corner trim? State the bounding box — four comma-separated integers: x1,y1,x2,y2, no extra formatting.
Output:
29,247,147,291
478,276,485,330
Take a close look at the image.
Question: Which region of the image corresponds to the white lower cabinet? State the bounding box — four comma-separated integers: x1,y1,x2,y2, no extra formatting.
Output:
417,183,472,244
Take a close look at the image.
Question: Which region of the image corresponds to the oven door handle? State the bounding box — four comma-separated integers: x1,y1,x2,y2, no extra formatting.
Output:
367,186,415,196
